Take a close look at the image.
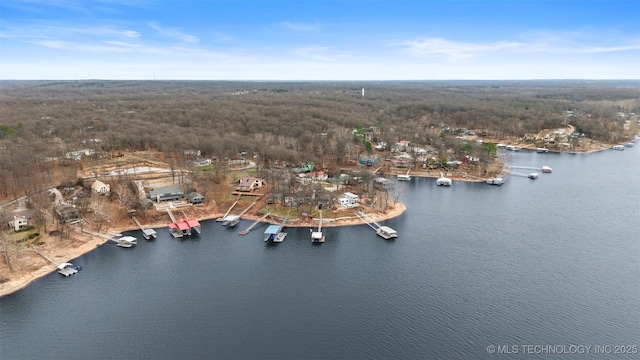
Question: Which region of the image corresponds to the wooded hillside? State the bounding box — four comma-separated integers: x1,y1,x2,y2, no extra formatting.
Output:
1,80,638,198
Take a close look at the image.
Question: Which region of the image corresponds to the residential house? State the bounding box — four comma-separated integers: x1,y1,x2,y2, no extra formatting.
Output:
337,192,360,207
55,204,82,224
8,216,29,232
292,164,314,174
91,180,110,195
236,177,266,192
194,158,212,166
148,186,184,202
374,177,391,191
359,154,379,166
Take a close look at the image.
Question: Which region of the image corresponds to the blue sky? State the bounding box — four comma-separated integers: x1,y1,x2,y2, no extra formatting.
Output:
1,0,639,80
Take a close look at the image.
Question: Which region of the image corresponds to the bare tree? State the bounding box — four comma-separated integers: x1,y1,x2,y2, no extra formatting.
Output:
0,231,15,273
89,195,111,233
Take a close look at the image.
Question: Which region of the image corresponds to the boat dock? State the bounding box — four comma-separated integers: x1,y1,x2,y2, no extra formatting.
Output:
165,209,201,237
356,212,398,240
217,196,241,222
32,245,81,276
512,165,552,174
264,211,291,242
239,212,270,235
167,209,191,237
221,196,260,228
132,216,157,240
311,210,325,243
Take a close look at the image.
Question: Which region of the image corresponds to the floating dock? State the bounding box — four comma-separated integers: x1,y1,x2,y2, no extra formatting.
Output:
217,196,240,222
264,211,291,242
220,196,258,228
356,212,398,240
222,215,240,227
264,225,287,242
311,210,325,243
32,246,81,276
165,209,201,237
132,216,157,240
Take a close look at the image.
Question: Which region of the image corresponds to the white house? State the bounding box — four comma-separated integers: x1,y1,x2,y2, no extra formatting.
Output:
91,180,110,194
8,216,28,232
338,192,360,207
343,192,359,204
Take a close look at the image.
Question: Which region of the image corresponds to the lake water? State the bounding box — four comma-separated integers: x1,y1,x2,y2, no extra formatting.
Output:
2,146,639,359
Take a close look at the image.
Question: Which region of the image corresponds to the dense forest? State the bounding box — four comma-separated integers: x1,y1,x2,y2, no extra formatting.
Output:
0,80,638,198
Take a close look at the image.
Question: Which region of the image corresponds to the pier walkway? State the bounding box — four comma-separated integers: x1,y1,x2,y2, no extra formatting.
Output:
356,212,398,239
132,216,157,240
217,196,241,221
166,209,177,223
31,246,56,266
239,212,270,235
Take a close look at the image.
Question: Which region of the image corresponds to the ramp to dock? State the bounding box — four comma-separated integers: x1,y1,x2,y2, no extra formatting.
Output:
32,245,57,266
132,216,157,239
239,212,270,235
80,228,117,241
238,198,261,217
356,212,381,230
218,196,241,221
166,209,177,223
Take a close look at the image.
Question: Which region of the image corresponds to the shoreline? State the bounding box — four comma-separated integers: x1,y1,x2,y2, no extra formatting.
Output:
0,202,406,298
0,136,629,298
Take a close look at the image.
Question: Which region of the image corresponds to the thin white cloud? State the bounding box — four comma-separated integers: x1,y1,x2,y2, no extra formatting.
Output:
394,36,640,60
394,38,524,60
0,24,140,40
27,39,161,53
279,21,320,32
148,22,199,43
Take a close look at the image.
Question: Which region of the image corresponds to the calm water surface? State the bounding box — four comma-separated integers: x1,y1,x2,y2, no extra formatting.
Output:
1,147,639,359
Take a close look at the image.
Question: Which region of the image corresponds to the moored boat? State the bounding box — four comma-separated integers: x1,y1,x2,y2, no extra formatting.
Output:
57,263,82,277
436,172,452,186
536,147,549,153
486,177,504,185
612,145,625,151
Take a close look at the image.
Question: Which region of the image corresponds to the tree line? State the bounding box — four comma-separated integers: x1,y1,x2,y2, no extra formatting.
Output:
1,80,638,199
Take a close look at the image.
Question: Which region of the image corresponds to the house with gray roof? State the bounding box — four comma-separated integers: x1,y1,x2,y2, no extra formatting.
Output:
148,185,184,202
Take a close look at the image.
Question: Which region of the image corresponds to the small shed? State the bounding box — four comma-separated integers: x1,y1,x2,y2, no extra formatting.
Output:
188,192,204,204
